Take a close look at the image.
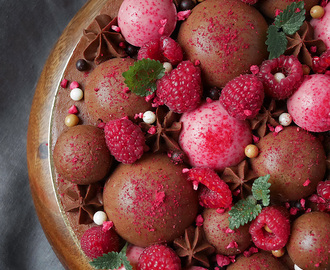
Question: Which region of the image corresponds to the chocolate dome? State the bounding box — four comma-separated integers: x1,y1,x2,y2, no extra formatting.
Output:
177,0,268,88
103,153,199,247
250,126,326,201
53,125,112,185
287,212,330,270
84,57,152,123
203,208,251,255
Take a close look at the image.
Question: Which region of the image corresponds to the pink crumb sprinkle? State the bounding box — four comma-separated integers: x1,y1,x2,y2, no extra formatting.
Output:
225,228,234,234
192,181,199,190
123,87,130,93
216,254,231,267
60,78,68,88
274,125,283,134
243,247,258,257
97,122,106,129
158,26,165,35
94,88,99,92
102,221,114,232
147,126,157,134
226,241,238,249
194,59,201,66
300,198,306,208
252,135,260,144
303,179,311,187
206,97,213,103
68,105,78,114
145,93,155,102
275,9,282,16
70,81,79,90
177,10,191,21
250,65,259,74
216,208,225,214
196,214,204,226
182,168,190,174
119,42,126,48
111,25,121,32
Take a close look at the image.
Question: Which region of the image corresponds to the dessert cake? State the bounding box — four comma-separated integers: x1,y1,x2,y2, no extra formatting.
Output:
49,0,330,269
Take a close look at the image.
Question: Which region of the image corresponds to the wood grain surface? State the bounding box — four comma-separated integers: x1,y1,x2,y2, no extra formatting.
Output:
27,1,109,269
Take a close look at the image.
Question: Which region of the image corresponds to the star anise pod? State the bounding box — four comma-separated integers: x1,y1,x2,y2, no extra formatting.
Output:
285,21,326,68
83,15,126,65
249,99,285,138
174,226,215,267
63,183,103,224
140,106,182,153
221,160,258,199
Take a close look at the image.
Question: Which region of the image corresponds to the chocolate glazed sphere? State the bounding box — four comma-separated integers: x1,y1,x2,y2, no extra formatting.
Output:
84,58,152,123
250,126,326,201
177,0,268,88
53,125,112,185
287,212,330,270
227,251,288,270
103,153,199,247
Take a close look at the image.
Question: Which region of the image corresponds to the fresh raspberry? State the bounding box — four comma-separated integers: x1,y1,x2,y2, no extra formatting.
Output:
187,167,232,209
312,49,330,74
138,36,183,66
219,74,264,120
138,244,181,270
80,226,123,259
249,206,290,251
241,0,258,4
315,180,330,212
156,61,202,113
258,55,303,100
104,118,146,164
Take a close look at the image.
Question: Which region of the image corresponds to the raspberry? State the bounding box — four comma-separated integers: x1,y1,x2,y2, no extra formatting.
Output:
219,74,264,120
258,55,303,100
241,0,258,4
312,49,330,74
249,206,290,251
315,180,330,212
104,118,146,164
138,244,181,270
80,226,123,259
156,61,202,113
187,167,232,209
138,36,183,66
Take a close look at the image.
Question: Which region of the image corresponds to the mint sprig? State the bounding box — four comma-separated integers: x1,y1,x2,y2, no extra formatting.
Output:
90,243,133,270
228,174,271,230
122,58,165,97
266,1,305,59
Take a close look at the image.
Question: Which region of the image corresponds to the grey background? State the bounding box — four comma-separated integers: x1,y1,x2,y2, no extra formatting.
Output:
0,1,86,269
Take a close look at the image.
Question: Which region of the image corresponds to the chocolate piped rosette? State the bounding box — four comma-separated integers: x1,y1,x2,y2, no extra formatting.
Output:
51,0,330,269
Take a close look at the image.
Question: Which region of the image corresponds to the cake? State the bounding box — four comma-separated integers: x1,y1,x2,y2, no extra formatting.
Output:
50,0,330,269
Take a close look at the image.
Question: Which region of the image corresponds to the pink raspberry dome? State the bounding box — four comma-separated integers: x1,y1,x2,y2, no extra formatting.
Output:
179,101,252,171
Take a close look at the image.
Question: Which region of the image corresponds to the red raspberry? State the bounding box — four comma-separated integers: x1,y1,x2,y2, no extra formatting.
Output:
258,55,303,100
241,0,258,4
80,226,123,259
104,118,146,164
249,206,290,251
156,61,202,113
314,180,330,212
187,167,232,209
137,36,183,66
138,244,181,270
312,49,330,74
219,74,264,120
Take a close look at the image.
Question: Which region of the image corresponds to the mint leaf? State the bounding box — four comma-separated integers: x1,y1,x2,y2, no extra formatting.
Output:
275,1,305,35
266,25,288,59
90,243,133,270
228,196,262,230
122,58,165,97
252,174,271,207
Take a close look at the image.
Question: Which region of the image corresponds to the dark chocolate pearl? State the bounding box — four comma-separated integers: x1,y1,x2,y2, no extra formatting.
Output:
76,59,89,71
169,150,186,165
126,45,139,57
206,87,221,100
180,0,196,11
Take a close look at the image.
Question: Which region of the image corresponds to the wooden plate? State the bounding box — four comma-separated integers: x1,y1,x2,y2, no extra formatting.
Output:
27,1,109,269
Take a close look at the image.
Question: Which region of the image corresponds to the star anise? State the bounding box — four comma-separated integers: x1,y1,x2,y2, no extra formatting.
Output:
174,226,215,267
249,99,285,138
140,106,182,153
83,14,126,65
285,21,326,67
63,183,103,224
221,160,258,199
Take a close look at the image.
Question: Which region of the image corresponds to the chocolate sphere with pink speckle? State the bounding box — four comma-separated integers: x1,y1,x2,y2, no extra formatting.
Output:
103,153,199,247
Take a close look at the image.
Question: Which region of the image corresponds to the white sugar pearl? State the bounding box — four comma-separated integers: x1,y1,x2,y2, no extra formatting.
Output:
70,88,84,101
274,72,286,83
294,264,303,270
93,211,107,225
163,62,173,73
279,113,292,126
143,111,156,124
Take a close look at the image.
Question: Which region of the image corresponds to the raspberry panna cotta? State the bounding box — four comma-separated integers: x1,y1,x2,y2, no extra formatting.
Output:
258,55,304,100
104,118,146,164
138,244,181,270
249,206,290,251
156,61,202,113
219,74,264,120
137,36,183,66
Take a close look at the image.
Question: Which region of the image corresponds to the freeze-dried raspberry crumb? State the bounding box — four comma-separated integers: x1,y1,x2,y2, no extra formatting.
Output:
249,206,290,251
104,118,146,164
313,49,330,74
156,61,202,113
138,244,181,270
220,74,264,120
258,55,303,100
